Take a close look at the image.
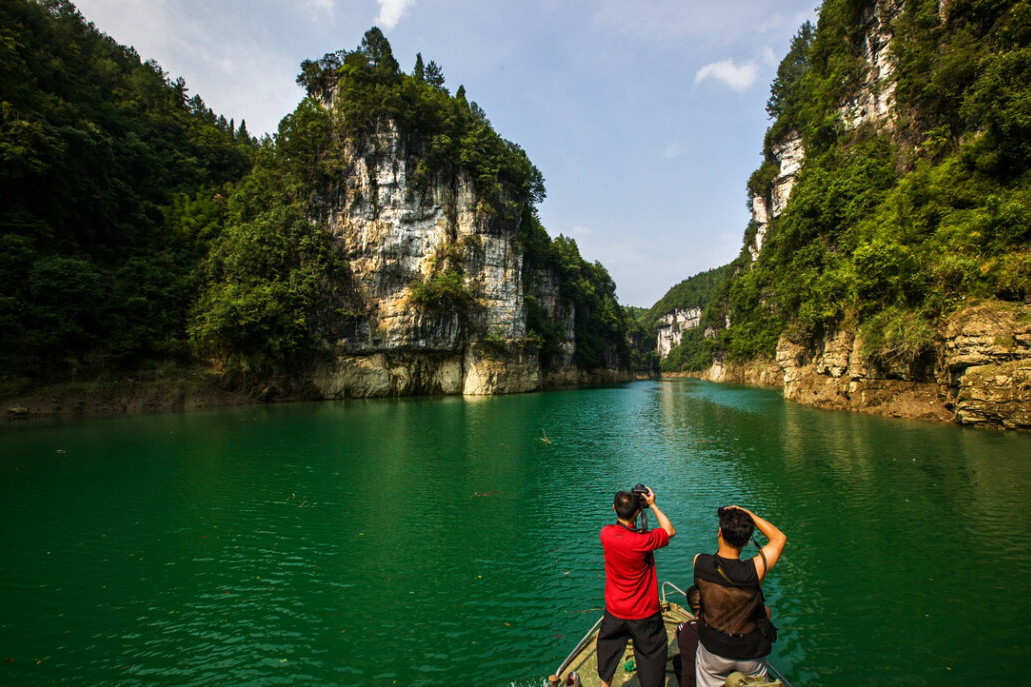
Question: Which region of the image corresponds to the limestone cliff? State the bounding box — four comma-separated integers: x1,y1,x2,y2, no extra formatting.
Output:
668,0,1031,430
305,119,626,397
749,132,804,261
656,308,701,358
745,301,1031,429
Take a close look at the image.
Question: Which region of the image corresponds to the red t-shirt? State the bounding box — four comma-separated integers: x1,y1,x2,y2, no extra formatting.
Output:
600,523,670,619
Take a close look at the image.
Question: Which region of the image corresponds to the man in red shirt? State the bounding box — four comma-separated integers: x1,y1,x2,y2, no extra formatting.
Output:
598,487,676,687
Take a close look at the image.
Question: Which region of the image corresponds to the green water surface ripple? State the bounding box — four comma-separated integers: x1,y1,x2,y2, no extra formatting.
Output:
2,380,1030,686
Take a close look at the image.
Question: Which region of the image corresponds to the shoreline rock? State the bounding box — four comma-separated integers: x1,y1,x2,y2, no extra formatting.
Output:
0,365,634,422
681,300,1031,430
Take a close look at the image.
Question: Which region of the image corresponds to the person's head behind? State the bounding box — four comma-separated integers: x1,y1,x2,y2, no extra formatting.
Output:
718,506,754,549
613,490,641,520
687,584,701,615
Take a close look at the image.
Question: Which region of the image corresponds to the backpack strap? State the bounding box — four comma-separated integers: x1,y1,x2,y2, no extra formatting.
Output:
753,538,768,576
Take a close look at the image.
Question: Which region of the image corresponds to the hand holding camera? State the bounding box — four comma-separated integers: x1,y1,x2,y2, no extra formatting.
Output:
628,483,675,538
631,483,654,509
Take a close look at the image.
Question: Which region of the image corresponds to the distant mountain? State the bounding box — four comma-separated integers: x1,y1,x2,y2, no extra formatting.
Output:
636,264,734,372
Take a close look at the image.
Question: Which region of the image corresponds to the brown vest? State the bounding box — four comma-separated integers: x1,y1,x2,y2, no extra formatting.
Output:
693,553,770,659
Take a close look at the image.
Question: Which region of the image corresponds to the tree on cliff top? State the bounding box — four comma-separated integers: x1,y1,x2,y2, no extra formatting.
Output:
294,28,545,215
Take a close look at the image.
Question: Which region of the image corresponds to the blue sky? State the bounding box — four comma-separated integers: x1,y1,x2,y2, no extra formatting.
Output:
72,0,818,307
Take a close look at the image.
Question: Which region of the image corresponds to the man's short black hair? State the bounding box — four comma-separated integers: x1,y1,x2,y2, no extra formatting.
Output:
718,507,754,549
613,490,640,520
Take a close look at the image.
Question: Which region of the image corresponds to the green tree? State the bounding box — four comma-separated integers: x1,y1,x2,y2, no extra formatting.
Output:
413,53,425,82
0,0,255,375
425,60,445,88
766,21,814,120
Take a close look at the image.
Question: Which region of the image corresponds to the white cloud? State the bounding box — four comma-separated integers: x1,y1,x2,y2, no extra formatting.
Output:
376,0,416,29
571,224,593,236
694,59,758,92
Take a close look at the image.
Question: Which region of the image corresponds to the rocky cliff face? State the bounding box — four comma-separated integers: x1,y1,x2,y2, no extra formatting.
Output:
748,132,804,261
716,301,1031,429
306,119,624,397
941,303,1031,428
747,0,902,263
699,0,1031,430
656,308,702,358
838,0,902,131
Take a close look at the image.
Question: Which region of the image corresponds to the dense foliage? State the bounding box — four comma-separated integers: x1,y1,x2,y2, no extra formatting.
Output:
1,10,631,383
666,0,1031,374
296,28,544,218
0,0,255,377
186,142,350,376
520,211,630,370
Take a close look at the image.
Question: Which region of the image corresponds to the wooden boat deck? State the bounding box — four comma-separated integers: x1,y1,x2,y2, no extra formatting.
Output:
550,598,694,687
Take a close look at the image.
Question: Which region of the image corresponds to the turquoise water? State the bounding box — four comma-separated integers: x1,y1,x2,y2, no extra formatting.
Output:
2,379,1030,686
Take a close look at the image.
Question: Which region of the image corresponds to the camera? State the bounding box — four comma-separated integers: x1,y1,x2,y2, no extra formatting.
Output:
631,484,650,531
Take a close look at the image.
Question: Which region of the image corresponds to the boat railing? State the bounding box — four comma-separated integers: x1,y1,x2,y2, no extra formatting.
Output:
661,580,688,606
552,614,604,680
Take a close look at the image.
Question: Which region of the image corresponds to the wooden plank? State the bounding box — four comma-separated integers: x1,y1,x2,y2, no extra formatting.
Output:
552,602,693,687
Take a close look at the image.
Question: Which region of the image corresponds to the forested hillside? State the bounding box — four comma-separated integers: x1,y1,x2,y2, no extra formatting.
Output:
629,264,733,372
671,0,1031,376
1,2,630,406
1,0,255,380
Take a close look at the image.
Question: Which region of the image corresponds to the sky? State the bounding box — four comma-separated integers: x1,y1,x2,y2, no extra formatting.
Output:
72,0,819,308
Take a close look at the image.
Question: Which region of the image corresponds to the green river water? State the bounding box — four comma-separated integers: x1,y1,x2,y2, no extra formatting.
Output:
2,379,1031,686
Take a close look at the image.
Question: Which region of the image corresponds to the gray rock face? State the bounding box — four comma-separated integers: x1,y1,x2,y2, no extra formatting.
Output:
765,302,1031,429
656,308,702,359
839,0,903,130
769,134,805,218
307,120,538,396
303,118,625,397
748,132,804,262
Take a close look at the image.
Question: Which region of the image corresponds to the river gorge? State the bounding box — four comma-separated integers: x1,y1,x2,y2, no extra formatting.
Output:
3,380,1030,686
